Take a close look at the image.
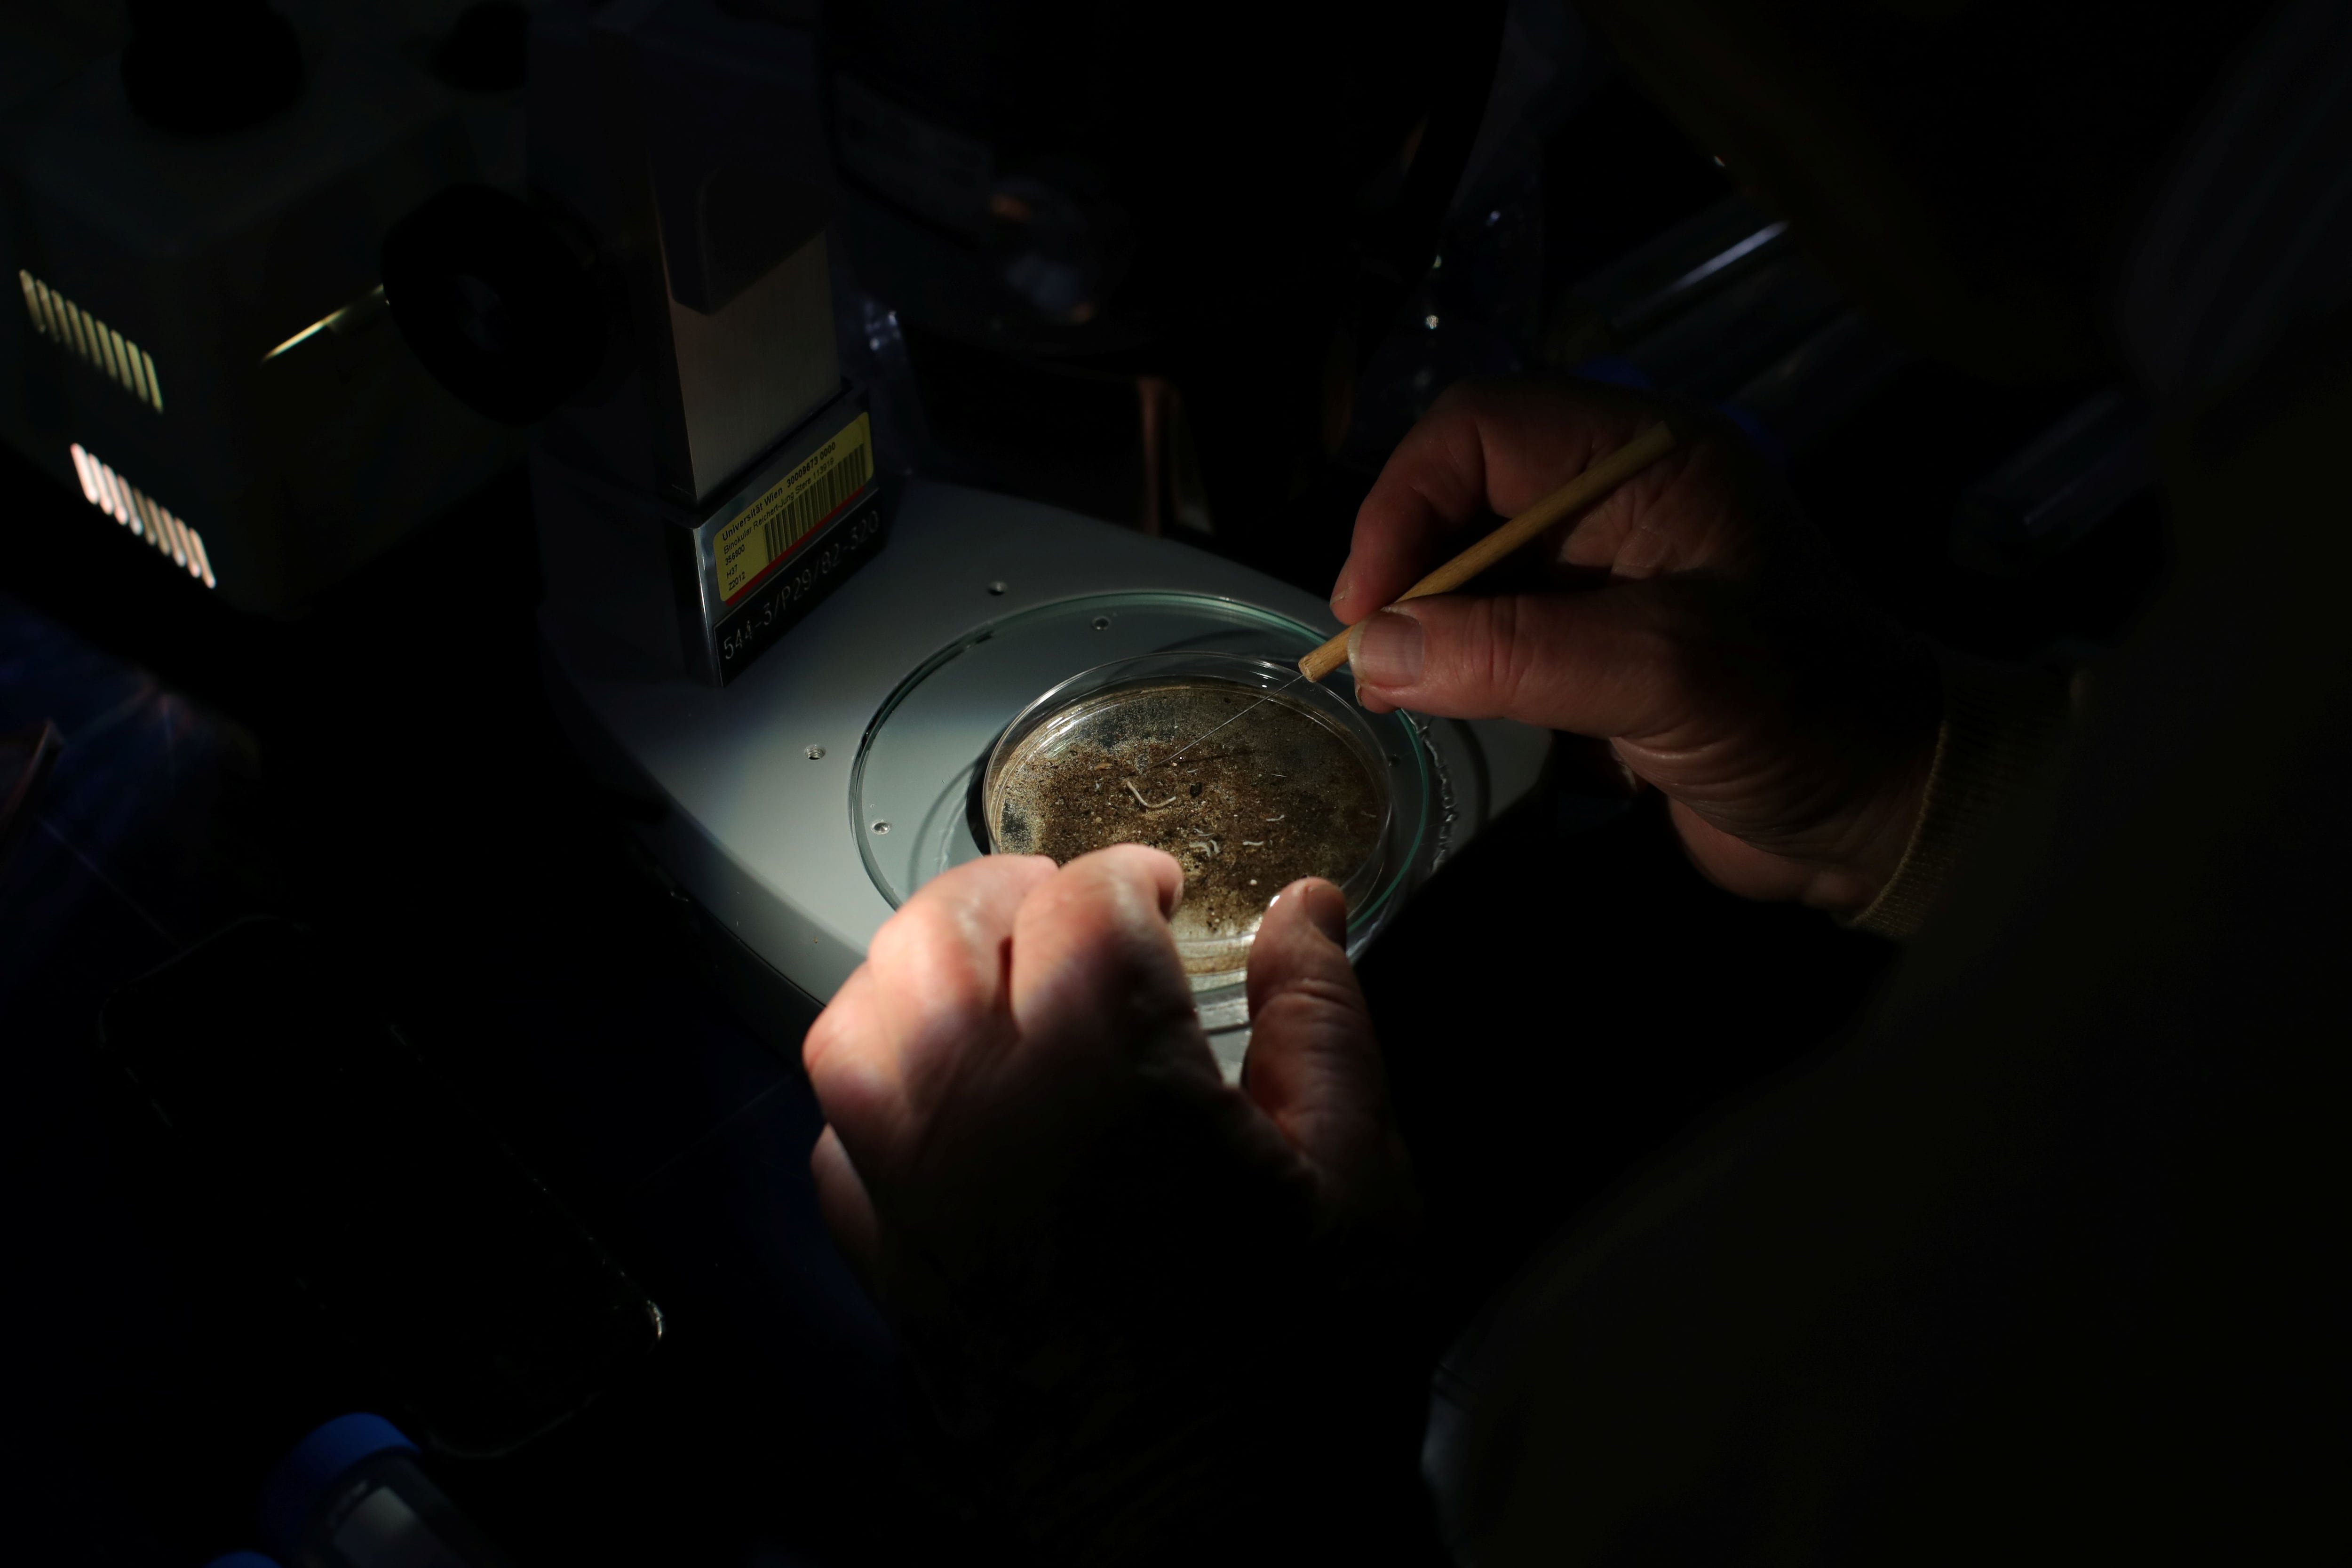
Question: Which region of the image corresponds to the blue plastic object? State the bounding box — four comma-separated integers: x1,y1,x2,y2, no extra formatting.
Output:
1567,353,1652,391
1569,354,1788,466
258,1415,419,1560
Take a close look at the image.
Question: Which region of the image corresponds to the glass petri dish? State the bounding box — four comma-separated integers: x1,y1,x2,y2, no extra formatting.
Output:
983,652,1401,981
851,591,1436,1014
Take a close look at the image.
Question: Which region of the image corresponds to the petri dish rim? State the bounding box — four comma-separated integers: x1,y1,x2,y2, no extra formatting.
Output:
982,651,1399,970
848,591,1432,942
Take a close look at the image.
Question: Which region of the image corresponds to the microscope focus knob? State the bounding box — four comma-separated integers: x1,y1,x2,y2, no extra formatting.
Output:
381,186,609,426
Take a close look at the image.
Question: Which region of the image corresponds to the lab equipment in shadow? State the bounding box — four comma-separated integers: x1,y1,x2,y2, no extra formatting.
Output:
1547,194,1914,462
820,0,1503,554
479,0,878,689
260,1415,515,1568
0,2,525,611
1950,387,2155,577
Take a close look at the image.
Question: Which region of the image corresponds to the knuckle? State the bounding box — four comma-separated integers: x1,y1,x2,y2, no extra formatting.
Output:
875,901,995,1008
1425,378,1484,420
1250,918,1368,1009
1040,851,1118,909
1271,967,1370,1021
1065,844,1172,912
1408,382,1505,470
801,1003,871,1093
1439,376,1513,418
1252,975,1376,1063
865,898,938,971
801,1010,841,1074
1461,596,1537,703
875,888,964,963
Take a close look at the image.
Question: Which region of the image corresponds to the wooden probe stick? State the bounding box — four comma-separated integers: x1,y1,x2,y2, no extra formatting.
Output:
1297,421,1678,682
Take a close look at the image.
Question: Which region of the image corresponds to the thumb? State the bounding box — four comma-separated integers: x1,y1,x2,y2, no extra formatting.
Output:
1344,588,1718,737
1242,880,1407,1220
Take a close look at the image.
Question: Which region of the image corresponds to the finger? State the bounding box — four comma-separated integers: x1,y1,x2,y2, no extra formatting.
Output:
803,854,1057,1154
1240,879,1401,1205
810,1124,881,1289
1006,844,1200,1067
800,962,891,1127
859,853,1059,1017
1333,380,1659,621
1345,584,1732,739
1667,796,1824,905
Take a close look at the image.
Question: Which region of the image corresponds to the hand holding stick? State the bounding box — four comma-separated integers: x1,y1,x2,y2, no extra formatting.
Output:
1297,422,1679,683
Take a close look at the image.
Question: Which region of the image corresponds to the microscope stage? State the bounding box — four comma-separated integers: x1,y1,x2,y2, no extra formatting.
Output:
541,480,1549,1061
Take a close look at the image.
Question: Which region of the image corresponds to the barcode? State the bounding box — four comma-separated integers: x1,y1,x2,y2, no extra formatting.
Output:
763,440,872,568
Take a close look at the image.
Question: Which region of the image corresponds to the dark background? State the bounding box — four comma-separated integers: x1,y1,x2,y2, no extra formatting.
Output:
0,56,2170,1568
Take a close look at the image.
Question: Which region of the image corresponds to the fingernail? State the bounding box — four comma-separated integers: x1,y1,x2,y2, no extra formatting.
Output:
1348,610,1423,688
1286,879,1349,942
1329,571,1354,613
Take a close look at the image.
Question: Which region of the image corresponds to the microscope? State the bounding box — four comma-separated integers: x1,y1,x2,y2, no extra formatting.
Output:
376,0,1549,1067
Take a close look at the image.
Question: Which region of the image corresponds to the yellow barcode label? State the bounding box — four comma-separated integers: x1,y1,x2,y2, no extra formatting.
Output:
715,413,874,604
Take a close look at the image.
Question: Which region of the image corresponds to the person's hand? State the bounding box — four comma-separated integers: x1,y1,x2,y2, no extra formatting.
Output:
802,847,1426,1563
1334,377,1939,913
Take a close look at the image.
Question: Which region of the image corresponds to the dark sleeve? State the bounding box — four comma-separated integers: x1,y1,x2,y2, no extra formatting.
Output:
1422,362,2352,1565
1845,654,2072,939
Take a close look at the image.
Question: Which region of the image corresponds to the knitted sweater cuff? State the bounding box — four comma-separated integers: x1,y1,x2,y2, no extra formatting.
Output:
1846,655,2072,939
